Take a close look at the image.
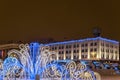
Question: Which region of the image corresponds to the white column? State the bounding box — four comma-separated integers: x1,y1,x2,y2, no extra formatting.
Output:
99,40,101,59
71,44,73,60
64,45,66,60
88,43,90,59
79,43,81,59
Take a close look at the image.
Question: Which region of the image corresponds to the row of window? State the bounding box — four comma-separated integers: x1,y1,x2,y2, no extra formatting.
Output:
101,43,117,48
51,42,98,50
59,50,79,54
59,55,85,60
59,48,97,54
101,48,118,53
101,54,118,60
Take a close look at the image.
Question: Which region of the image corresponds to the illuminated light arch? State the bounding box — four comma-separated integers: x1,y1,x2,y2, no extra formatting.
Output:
1,43,101,80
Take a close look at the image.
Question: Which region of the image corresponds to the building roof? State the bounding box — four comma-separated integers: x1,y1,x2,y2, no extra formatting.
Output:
46,37,119,46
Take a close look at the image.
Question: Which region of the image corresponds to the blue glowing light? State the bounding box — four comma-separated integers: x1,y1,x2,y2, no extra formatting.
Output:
46,37,119,46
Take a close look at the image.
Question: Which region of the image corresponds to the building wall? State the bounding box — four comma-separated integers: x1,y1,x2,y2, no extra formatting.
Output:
0,43,19,60
47,37,119,61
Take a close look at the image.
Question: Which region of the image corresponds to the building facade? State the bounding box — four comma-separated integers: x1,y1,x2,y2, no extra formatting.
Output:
46,37,119,62
0,37,119,62
0,43,19,60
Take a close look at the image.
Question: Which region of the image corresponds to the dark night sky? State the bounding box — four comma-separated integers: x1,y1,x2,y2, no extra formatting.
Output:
0,0,120,43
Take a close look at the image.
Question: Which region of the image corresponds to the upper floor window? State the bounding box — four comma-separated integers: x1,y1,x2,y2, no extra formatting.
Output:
73,50,76,53
81,44,84,47
90,43,93,46
85,49,88,52
94,48,97,52
94,42,97,46
66,51,68,54
61,46,64,49
90,48,93,52
66,45,69,48
85,43,88,47
69,45,71,48
73,44,76,48
106,44,109,47
81,49,84,53
77,44,79,47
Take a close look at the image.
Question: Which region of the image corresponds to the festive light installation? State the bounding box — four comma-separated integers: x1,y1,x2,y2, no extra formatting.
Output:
0,43,101,80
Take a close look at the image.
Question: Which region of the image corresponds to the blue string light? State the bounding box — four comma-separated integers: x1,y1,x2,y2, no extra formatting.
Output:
45,37,119,46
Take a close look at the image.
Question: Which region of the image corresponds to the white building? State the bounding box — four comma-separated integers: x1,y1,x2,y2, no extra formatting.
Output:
46,37,119,61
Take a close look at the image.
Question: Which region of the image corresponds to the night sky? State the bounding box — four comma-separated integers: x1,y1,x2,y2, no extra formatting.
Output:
0,0,120,43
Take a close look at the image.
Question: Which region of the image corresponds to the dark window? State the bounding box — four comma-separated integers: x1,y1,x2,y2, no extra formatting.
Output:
94,43,97,46
59,46,61,49
90,49,93,52
54,47,57,50
66,45,68,48
111,45,113,48
81,44,84,47
62,51,64,54
82,55,84,58
73,50,76,53
74,56,76,59
66,51,68,54
69,45,71,48
101,48,104,52
62,46,64,49
94,48,97,52
81,49,84,53
66,56,68,59
106,44,109,47
110,50,113,53
85,49,88,52
73,44,76,48
52,47,54,50
106,49,109,53
69,50,71,53
59,51,61,54
77,44,79,47
59,57,61,60
90,43,93,46
85,43,88,47
77,50,79,53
